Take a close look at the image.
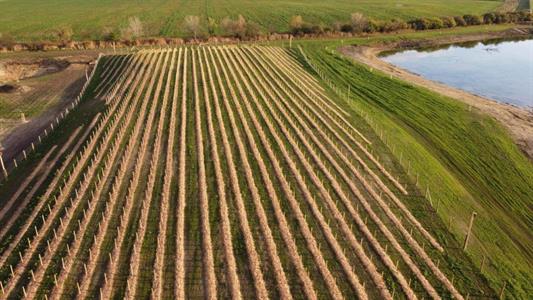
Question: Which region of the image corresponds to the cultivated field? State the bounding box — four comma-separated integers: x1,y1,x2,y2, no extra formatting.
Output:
0,46,495,299
0,0,505,41
296,37,533,298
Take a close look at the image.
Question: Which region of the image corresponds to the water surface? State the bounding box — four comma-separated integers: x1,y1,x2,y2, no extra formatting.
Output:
382,38,533,107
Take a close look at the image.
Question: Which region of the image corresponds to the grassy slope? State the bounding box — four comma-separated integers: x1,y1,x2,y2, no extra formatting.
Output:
292,29,533,298
0,0,503,42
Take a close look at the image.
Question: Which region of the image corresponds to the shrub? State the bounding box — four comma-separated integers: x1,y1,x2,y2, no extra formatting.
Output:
121,16,143,40
364,19,381,33
381,18,409,32
441,16,457,28
289,15,324,35
454,16,467,26
340,24,354,33
183,15,202,39
493,13,509,24
207,17,217,35
0,32,15,46
221,15,258,38
299,23,315,34
102,27,119,41
244,21,261,38
320,23,333,33
517,11,533,22
428,17,444,29
483,12,497,24
410,18,431,30
463,14,482,25
350,12,368,33
233,15,247,37
289,15,305,33
56,26,73,42
309,24,326,34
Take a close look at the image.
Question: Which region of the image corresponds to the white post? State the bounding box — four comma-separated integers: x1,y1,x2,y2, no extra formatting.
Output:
289,35,293,48
0,153,7,178
463,211,477,251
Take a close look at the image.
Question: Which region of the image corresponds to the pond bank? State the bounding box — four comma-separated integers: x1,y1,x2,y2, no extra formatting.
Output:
339,27,533,159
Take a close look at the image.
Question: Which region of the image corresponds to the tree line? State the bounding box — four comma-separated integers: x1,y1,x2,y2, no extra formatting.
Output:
1,11,532,46
289,11,533,35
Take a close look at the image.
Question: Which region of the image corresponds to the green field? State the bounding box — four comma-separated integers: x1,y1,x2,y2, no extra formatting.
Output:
0,0,505,42
291,28,533,298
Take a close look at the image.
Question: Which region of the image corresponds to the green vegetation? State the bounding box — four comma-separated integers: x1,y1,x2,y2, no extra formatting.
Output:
288,11,531,36
293,38,533,298
0,0,505,42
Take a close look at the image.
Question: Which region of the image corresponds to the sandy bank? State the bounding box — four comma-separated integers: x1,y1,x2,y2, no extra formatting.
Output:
339,29,533,159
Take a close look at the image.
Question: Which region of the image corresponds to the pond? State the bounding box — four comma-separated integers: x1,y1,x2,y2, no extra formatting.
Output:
382,38,533,108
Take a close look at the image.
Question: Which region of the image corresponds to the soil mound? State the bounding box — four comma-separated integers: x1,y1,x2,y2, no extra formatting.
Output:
0,58,70,83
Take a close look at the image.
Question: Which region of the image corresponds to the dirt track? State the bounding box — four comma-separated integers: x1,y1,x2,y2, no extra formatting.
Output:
0,55,95,162
339,30,533,160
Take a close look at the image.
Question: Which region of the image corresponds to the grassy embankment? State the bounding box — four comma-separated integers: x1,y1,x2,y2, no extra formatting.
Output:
0,0,503,42
290,26,532,298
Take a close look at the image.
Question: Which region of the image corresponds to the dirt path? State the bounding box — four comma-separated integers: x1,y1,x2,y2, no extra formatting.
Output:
339,32,533,160
0,54,97,164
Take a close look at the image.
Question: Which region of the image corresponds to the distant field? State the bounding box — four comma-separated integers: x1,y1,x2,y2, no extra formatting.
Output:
0,0,504,42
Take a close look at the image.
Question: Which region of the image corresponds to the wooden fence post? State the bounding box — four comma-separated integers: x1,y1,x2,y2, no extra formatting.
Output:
499,281,507,299
463,211,477,251
480,254,487,272
0,152,7,178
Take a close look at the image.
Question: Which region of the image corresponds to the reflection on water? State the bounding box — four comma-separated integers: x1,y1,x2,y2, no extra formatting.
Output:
382,38,533,107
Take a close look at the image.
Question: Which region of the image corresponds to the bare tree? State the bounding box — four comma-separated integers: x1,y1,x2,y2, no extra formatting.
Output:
220,15,246,37
220,17,232,34
56,26,73,42
350,12,368,32
207,17,217,35
121,16,143,39
234,15,247,36
289,15,304,31
183,15,201,39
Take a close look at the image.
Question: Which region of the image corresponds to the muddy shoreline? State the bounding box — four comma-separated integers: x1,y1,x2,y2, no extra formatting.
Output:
339,28,533,160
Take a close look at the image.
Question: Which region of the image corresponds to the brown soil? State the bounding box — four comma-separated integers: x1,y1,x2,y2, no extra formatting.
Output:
0,54,97,162
339,29,533,160
0,84,17,93
0,55,94,83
